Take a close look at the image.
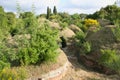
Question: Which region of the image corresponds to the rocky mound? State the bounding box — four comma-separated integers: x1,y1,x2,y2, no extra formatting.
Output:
69,24,82,33
60,27,75,39
78,26,120,75
86,27,116,53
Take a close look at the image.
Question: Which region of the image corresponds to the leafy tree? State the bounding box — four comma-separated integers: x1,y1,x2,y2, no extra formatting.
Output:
87,5,120,26
20,12,38,32
99,8,107,20
71,13,83,27
6,12,16,31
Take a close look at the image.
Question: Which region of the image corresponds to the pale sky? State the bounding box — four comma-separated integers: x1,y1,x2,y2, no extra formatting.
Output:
0,0,117,14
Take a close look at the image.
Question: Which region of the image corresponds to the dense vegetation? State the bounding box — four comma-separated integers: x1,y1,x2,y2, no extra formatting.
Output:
0,6,59,79
0,3,120,79
75,4,120,74
87,4,120,26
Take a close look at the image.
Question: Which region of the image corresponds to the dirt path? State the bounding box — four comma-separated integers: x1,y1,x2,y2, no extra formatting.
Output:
61,47,120,80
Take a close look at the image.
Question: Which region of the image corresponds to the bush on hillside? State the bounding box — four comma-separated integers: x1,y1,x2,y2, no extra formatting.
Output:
59,22,68,29
83,41,91,54
99,49,120,72
0,23,59,66
6,12,16,31
75,31,86,46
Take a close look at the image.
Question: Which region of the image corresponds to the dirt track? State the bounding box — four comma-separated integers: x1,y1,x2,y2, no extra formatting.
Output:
61,47,120,80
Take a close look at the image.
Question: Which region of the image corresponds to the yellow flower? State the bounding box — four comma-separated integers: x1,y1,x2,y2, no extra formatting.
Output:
84,19,99,27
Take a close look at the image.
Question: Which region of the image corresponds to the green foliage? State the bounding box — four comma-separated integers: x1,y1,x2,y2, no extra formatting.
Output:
0,9,7,29
6,12,16,32
0,6,4,13
75,31,91,54
0,23,59,66
49,14,61,21
75,31,86,46
99,49,120,72
18,12,38,34
58,12,71,25
0,67,27,80
59,22,68,29
99,49,118,66
0,6,10,40
112,26,120,42
0,61,10,71
0,6,59,67
20,12,34,19
71,13,80,20
83,41,91,54
10,18,25,36
71,14,83,27
87,5,120,26
17,24,59,65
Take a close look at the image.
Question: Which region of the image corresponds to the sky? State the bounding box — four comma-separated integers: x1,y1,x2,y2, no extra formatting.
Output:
0,0,118,15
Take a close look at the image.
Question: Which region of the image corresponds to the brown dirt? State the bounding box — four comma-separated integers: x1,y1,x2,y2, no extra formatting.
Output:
61,47,120,80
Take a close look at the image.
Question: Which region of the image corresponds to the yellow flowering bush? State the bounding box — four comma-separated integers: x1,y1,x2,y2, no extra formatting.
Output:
84,19,99,27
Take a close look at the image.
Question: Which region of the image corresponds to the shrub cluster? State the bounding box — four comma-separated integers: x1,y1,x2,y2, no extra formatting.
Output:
0,6,59,74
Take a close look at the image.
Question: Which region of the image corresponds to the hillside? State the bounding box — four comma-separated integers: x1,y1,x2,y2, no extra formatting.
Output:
0,4,120,80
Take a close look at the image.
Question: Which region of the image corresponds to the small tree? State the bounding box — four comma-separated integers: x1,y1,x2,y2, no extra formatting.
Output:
53,6,57,15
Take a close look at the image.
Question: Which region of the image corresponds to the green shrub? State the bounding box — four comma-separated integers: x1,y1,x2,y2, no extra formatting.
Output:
99,49,120,72
59,22,68,29
6,12,16,32
99,49,118,65
17,24,59,65
83,41,91,54
0,16,59,66
75,31,86,46
112,26,120,42
0,61,10,71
